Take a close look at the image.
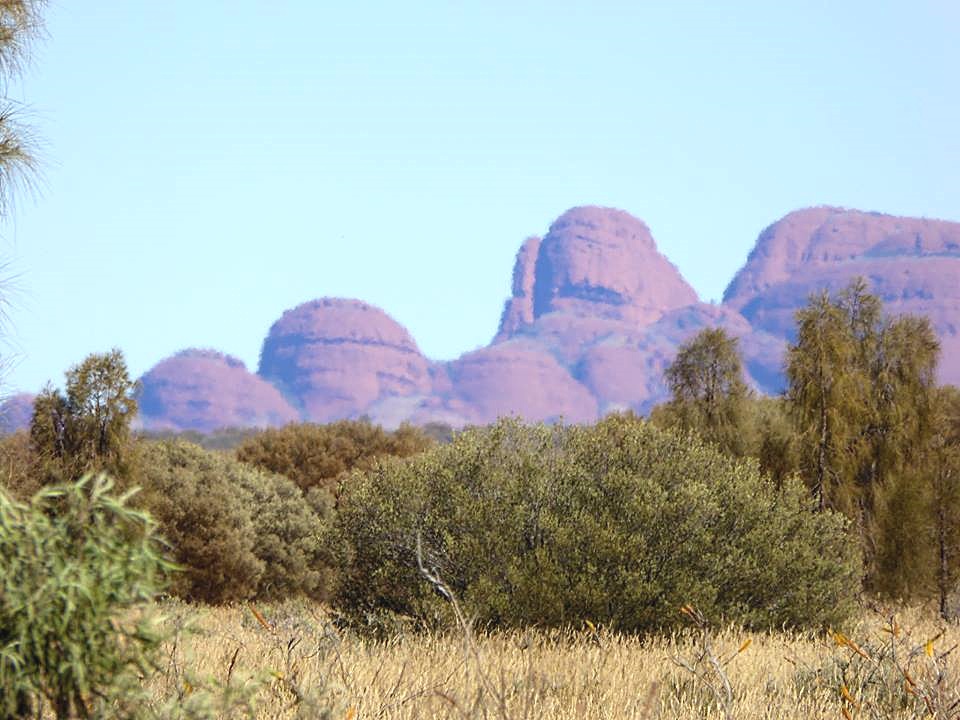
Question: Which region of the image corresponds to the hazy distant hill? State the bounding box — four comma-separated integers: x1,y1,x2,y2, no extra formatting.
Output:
7,205,956,433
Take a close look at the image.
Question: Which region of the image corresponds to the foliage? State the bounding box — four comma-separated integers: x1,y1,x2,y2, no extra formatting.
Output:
0,0,44,219
813,612,960,719
661,327,750,456
0,475,172,718
136,441,264,604
30,348,140,484
329,415,859,635
235,419,434,496
929,386,960,618
0,428,40,499
136,426,265,452
786,278,942,596
742,395,800,489
138,440,330,603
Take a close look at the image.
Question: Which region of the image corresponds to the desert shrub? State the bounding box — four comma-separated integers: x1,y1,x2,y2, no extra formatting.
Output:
230,461,334,601
329,415,860,634
137,425,264,452
235,419,434,496
138,440,329,603
0,429,42,500
137,441,264,603
0,475,172,718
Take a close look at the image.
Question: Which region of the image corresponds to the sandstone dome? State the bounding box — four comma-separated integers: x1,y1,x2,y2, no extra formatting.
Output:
138,349,299,432
497,206,699,338
258,298,432,422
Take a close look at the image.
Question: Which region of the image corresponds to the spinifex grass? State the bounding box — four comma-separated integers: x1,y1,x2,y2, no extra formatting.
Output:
141,600,960,720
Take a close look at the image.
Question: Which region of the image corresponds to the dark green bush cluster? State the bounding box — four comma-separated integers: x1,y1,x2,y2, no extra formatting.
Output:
329,415,860,634
0,476,171,718
137,440,331,604
235,419,435,496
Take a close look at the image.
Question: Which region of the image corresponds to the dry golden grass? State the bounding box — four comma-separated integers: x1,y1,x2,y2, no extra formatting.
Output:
144,600,960,719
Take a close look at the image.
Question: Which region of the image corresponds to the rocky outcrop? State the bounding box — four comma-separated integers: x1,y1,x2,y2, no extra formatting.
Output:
496,206,699,337
723,207,960,384
112,204,960,432
495,236,542,341
257,298,432,423
138,349,299,432
443,342,598,424
0,393,34,434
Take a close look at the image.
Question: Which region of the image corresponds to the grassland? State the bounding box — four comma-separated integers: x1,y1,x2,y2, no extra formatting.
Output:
144,600,960,719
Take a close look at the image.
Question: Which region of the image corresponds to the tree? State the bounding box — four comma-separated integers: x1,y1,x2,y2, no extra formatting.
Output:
0,1,44,216
928,386,960,618
786,288,862,514
30,349,139,483
235,418,434,497
786,277,942,595
0,1,44,393
661,327,749,455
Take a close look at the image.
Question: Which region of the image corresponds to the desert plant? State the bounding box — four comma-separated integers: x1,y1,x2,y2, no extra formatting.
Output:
138,440,330,603
809,610,960,719
235,419,434,496
0,474,173,718
330,415,860,634
0,428,41,499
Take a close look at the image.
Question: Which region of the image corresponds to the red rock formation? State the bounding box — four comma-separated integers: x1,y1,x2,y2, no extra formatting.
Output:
257,298,432,422
444,342,598,424
495,235,541,341
126,205,960,432
723,207,960,384
496,206,698,338
138,349,299,432
0,393,34,434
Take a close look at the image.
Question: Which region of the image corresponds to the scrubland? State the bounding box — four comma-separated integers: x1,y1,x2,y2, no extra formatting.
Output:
148,600,960,720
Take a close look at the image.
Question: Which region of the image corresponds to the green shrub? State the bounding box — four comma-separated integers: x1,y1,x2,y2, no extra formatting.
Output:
0,475,172,718
137,441,264,603
0,430,43,501
329,415,860,634
138,440,329,603
235,419,434,496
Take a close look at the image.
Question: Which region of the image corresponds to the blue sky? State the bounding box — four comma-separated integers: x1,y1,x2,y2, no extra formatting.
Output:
2,1,958,394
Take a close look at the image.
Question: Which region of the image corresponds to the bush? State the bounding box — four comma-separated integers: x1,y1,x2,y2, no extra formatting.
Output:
235,419,434,496
0,475,172,718
329,415,860,634
0,430,42,500
138,440,329,603
137,441,264,603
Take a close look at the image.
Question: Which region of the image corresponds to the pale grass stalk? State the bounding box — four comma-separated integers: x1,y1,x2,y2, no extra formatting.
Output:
134,600,960,720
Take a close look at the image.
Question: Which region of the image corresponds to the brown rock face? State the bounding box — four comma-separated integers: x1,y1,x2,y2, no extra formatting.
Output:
138,349,299,432
0,393,34,434
258,298,432,422
496,206,698,338
723,207,960,384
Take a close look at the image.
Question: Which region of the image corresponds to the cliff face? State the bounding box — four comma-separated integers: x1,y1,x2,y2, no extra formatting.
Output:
723,207,960,384
123,205,960,432
496,206,699,336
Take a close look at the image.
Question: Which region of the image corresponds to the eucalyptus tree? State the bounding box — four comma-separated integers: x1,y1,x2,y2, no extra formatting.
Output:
662,327,749,456
30,349,139,483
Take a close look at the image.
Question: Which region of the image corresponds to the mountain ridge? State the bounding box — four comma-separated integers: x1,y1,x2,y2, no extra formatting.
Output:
5,204,958,432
